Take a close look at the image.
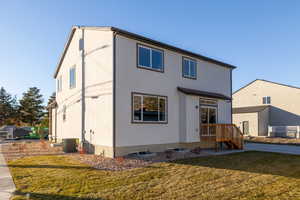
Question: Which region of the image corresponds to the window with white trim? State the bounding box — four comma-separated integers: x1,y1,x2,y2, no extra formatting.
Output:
183,57,197,79
133,93,167,123
57,75,62,92
69,66,76,89
263,96,271,104
138,44,164,72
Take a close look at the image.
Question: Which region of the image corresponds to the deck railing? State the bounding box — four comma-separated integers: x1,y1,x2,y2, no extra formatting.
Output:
200,124,244,150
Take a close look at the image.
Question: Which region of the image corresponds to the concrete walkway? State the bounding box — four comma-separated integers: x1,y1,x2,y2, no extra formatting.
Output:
0,144,16,200
245,142,300,155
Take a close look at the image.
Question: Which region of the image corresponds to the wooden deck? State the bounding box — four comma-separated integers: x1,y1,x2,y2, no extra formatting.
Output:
200,124,244,150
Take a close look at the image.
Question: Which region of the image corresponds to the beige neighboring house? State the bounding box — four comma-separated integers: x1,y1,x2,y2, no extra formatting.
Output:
49,26,238,158
233,79,300,137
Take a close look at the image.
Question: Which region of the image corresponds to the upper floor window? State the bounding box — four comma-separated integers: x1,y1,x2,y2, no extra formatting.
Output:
69,66,76,89
137,44,164,72
263,96,271,104
182,57,197,79
57,75,62,92
132,93,167,123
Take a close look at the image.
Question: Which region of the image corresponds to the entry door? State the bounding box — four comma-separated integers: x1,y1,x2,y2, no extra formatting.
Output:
242,121,249,135
200,106,217,135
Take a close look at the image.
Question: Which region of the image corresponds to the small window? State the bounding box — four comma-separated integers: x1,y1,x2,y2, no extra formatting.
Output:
57,76,62,92
263,96,271,104
63,105,66,122
132,93,167,123
138,44,164,72
69,66,76,89
182,57,197,79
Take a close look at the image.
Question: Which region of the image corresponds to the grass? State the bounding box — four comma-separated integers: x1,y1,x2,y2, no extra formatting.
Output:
8,151,300,200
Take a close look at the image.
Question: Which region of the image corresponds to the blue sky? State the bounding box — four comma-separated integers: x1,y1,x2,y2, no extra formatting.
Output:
0,0,300,102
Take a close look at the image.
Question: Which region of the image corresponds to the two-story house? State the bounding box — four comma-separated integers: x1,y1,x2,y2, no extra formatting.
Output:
233,79,300,137
49,26,238,158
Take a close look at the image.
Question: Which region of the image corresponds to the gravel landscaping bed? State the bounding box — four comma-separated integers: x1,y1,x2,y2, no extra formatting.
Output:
70,148,210,171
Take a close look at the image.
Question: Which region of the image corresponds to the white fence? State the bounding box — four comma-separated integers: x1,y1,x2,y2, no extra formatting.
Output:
268,126,300,138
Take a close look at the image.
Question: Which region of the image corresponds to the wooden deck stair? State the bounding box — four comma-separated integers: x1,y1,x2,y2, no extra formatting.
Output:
200,124,244,151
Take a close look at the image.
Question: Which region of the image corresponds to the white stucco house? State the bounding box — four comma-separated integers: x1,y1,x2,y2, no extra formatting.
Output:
49,26,239,158
233,79,300,137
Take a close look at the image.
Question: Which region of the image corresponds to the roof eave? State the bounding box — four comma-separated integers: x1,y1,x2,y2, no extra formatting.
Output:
53,26,237,79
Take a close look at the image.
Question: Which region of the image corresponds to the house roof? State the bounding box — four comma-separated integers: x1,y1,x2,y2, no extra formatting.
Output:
233,79,300,95
54,26,237,78
232,105,269,114
177,87,231,100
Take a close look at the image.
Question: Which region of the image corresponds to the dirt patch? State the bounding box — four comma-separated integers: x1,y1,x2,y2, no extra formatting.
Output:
245,136,300,146
1,140,63,161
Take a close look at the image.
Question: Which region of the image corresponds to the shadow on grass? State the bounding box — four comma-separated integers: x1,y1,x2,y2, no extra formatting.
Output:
14,190,105,200
171,151,300,179
4,164,93,170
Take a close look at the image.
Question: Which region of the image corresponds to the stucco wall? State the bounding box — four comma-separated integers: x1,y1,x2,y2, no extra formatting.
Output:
233,113,258,136
55,29,114,154
258,107,269,136
233,80,300,126
55,29,82,142
115,34,232,148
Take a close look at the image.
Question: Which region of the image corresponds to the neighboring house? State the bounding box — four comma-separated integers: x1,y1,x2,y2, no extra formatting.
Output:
49,26,237,158
233,79,300,136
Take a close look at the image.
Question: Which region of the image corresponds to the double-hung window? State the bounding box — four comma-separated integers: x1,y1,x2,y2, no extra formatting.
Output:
69,66,76,89
57,75,62,92
132,93,167,123
137,44,164,72
263,96,271,104
182,57,197,79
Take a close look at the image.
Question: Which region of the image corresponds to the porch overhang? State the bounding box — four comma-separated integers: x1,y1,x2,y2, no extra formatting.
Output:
177,87,231,101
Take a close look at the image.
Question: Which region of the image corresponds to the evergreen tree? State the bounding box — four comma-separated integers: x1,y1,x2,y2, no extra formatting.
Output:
47,92,56,106
0,87,15,126
40,92,56,128
19,87,45,126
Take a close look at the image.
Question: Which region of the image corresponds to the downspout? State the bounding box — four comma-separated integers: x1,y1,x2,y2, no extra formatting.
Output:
55,106,57,143
230,69,233,124
112,31,117,158
80,27,86,146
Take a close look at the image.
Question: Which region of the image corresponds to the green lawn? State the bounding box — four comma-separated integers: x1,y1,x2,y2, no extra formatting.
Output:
9,151,300,200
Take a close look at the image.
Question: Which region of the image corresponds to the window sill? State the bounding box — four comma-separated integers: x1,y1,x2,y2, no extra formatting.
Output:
137,65,164,73
131,121,168,124
182,75,197,80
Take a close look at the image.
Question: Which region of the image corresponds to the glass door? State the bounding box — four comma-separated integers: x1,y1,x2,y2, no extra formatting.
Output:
200,106,217,136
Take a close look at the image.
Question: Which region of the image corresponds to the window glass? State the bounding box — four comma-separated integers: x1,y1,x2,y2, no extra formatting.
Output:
263,96,271,104
190,61,196,78
57,76,62,92
132,93,167,123
159,98,166,121
57,79,60,92
208,108,217,124
63,105,66,122
69,67,76,89
183,59,189,76
152,49,163,70
267,96,271,104
138,46,151,67
133,96,142,121
143,96,159,121
183,58,197,78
